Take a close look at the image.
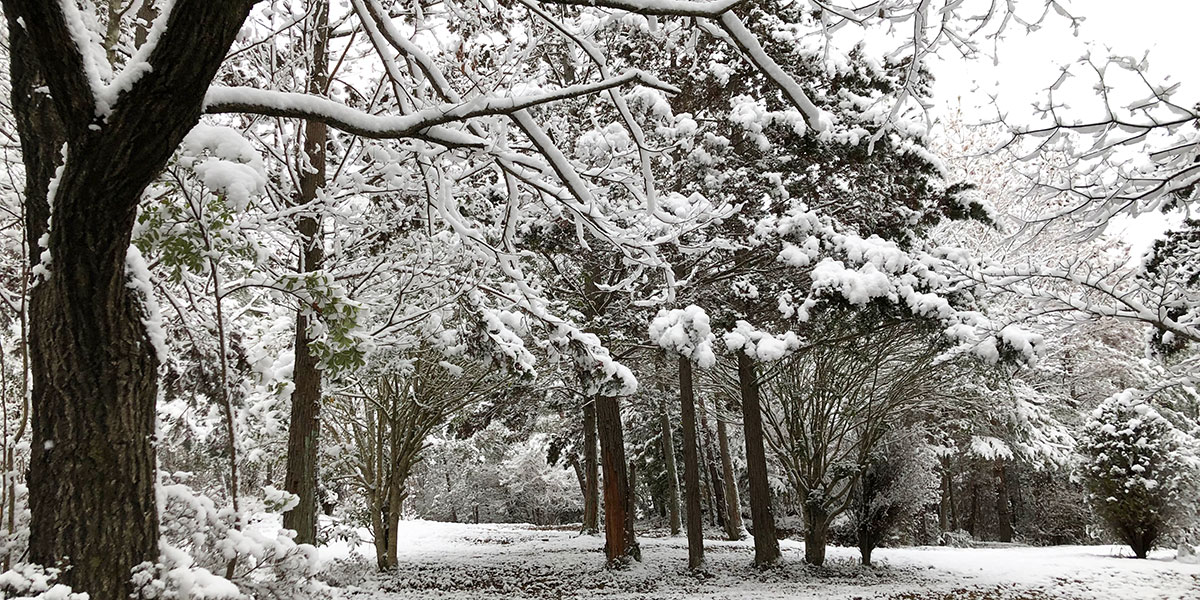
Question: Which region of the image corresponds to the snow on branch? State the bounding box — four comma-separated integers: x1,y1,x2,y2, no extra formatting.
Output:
204,70,677,143
992,53,1200,231
970,262,1200,346
717,12,830,134
649,305,717,367
536,0,746,17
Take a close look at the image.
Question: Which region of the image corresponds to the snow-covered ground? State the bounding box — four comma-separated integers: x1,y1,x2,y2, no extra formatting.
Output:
318,520,1200,599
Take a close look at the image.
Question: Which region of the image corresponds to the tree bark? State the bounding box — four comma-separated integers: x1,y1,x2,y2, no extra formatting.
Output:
859,531,874,566
582,400,600,534
283,0,329,546
5,2,255,598
679,358,704,570
658,392,682,536
994,461,1013,543
717,412,745,540
939,458,952,532
696,392,727,530
803,503,831,566
967,478,979,537
737,352,780,566
596,394,639,564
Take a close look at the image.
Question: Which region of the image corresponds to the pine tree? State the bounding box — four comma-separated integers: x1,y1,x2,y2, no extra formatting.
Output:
1079,391,1199,558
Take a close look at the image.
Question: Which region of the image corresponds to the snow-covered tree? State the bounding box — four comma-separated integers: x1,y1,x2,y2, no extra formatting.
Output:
1078,391,1199,558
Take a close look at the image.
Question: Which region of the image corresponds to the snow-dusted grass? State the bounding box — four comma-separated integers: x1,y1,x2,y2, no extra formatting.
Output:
320,520,1199,599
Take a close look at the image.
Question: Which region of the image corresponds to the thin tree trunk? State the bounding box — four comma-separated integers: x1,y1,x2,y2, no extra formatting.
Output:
597,394,639,565
967,478,979,537
698,440,717,527
947,460,959,531
737,352,780,566
8,4,255,597
283,0,329,545
386,481,402,567
658,393,682,536
679,358,704,570
582,400,600,535
939,458,952,532
696,392,727,530
717,413,744,540
995,462,1013,543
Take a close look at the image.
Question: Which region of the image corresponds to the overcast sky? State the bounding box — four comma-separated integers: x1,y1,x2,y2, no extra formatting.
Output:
931,0,1198,122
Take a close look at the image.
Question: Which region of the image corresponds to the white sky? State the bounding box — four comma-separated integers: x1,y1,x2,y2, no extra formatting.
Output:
931,0,1199,122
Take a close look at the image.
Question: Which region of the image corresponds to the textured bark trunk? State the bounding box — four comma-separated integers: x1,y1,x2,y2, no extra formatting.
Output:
803,506,830,566
372,494,389,571
582,400,600,534
679,358,704,570
597,394,639,564
717,415,745,540
283,1,329,545
386,482,402,567
736,353,780,566
5,3,256,597
947,461,959,531
994,462,1013,543
658,393,682,536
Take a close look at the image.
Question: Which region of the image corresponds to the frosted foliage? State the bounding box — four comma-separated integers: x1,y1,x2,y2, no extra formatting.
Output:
752,203,1042,364
722,320,802,362
648,305,716,367
0,565,87,600
178,125,266,211
130,481,323,600
969,435,1015,461
547,325,637,396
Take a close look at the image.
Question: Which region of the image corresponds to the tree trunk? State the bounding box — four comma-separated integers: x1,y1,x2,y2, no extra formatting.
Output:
737,352,781,566
1130,529,1154,559
939,458,952,532
947,460,959,531
696,392,727,530
596,394,639,564
658,393,682,536
679,358,704,570
717,414,745,540
803,504,831,566
859,533,874,567
372,494,390,571
6,3,255,598
967,478,979,537
994,462,1013,543
582,400,600,535
283,1,329,546
386,481,402,568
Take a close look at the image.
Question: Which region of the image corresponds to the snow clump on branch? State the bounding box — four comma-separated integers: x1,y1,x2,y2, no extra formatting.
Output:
648,305,717,368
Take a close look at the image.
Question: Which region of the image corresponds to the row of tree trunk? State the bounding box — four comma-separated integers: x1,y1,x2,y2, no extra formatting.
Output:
578,350,779,570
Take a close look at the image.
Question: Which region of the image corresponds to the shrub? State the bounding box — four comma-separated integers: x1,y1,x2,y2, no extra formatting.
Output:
1078,392,1199,558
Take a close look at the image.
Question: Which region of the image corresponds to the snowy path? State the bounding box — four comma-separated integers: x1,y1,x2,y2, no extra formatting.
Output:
320,521,1200,599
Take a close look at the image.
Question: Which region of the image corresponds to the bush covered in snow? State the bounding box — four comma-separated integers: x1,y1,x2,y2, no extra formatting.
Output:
1078,391,1200,558
130,478,325,599
849,432,941,565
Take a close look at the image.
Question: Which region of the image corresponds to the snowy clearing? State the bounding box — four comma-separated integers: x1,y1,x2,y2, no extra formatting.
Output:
319,520,1200,599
